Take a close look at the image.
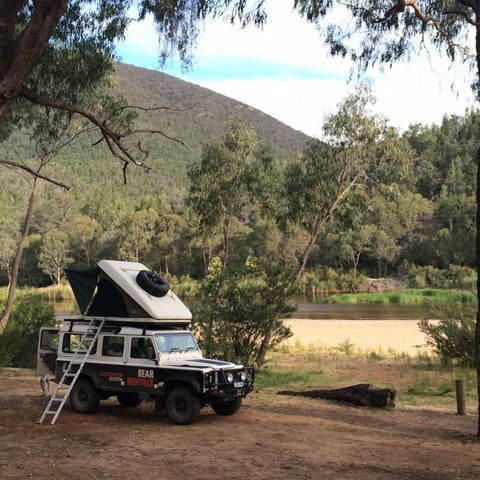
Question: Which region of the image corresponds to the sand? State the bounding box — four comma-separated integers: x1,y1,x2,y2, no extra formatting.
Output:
284,318,431,355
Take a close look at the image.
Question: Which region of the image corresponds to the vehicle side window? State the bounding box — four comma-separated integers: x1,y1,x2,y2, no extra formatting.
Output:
62,334,97,354
130,337,155,359
102,336,125,357
41,330,59,350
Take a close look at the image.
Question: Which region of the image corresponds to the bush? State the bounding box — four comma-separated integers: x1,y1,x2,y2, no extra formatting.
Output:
191,264,295,366
0,294,55,368
407,264,476,290
418,302,475,367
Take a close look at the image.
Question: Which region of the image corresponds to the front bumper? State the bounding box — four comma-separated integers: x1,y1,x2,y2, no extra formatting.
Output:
204,366,254,402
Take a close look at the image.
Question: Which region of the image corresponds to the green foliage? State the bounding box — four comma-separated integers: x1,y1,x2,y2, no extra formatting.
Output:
298,268,370,293
419,302,476,367
0,294,55,368
293,1,474,77
325,289,475,305
189,118,279,266
39,231,73,284
191,264,295,365
1,64,480,286
406,264,476,290
336,338,355,356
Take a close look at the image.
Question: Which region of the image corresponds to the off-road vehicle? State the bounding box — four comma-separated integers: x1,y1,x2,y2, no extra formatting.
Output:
37,260,254,425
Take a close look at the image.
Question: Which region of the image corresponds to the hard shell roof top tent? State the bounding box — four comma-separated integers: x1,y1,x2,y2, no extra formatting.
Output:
65,260,192,324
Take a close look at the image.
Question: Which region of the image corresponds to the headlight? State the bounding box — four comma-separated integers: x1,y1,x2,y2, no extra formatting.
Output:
240,372,247,381
226,373,234,383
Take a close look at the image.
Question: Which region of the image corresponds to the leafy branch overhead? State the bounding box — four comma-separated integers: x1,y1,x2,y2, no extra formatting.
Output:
1,1,193,182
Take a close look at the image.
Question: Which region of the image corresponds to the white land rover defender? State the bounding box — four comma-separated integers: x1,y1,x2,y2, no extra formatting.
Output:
37,260,254,425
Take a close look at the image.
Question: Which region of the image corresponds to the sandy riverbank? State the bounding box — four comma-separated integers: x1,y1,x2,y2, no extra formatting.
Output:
283,318,431,355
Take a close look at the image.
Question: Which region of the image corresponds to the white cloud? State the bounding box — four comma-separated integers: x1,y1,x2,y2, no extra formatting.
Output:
117,1,477,137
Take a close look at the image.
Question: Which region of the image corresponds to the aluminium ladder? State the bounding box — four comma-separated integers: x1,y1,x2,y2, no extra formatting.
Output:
38,317,106,425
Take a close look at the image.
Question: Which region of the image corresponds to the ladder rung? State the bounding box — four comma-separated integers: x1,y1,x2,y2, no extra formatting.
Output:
39,316,106,425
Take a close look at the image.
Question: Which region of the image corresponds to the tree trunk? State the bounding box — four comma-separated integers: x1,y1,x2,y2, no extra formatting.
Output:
278,384,396,408
476,144,480,436
0,175,40,333
255,330,271,368
0,0,67,121
222,216,231,268
56,266,61,286
294,233,317,285
475,13,480,437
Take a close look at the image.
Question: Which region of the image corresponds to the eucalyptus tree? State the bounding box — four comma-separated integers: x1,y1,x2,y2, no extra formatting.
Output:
39,230,73,285
189,119,276,267
286,87,411,284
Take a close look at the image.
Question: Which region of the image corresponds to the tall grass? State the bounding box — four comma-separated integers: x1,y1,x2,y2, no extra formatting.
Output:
324,289,475,305
0,283,75,303
34,282,74,301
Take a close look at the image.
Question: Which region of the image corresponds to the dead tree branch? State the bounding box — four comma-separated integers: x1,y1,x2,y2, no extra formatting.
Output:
0,158,70,189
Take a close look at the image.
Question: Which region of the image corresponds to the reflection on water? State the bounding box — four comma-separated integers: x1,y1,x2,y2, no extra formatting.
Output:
289,302,427,321
52,296,427,321
51,299,76,314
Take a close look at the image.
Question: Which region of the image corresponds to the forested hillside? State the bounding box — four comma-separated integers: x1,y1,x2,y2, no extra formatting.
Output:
0,66,478,289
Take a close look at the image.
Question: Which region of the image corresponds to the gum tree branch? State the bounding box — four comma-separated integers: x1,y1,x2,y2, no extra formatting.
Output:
0,158,70,189
374,0,475,59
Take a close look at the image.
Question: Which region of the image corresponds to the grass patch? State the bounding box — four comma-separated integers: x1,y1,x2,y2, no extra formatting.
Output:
324,289,475,305
261,344,477,409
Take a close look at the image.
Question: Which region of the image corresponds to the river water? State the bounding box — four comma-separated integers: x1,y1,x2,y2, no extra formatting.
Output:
292,301,427,321
52,297,430,354
284,300,430,354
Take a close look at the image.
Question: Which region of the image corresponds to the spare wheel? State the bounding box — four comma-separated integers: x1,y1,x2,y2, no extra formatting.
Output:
136,270,169,297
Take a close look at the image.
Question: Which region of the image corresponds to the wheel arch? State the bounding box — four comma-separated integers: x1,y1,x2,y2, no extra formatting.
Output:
164,374,201,395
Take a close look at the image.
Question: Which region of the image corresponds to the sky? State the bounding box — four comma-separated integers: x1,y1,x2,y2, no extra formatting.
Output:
116,1,476,139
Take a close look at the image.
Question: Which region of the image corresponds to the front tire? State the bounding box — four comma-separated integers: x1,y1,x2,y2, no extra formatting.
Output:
69,379,99,414
166,386,200,425
211,397,242,416
117,392,142,407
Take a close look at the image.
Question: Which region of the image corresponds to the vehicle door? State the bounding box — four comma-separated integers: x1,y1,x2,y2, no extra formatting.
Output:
37,327,60,376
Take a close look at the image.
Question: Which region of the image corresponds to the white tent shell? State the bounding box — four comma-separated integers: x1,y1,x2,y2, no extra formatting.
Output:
97,260,192,321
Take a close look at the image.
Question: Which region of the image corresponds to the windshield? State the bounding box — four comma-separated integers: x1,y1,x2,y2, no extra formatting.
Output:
154,332,199,354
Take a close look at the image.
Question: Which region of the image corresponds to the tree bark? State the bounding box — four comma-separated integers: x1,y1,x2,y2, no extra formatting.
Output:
475,7,480,437
476,145,480,435
0,0,67,121
0,174,40,333
278,384,396,408
222,216,231,268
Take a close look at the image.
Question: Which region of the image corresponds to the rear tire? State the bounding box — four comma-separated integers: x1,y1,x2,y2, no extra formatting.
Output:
117,392,142,407
211,397,242,416
166,386,200,425
69,379,99,414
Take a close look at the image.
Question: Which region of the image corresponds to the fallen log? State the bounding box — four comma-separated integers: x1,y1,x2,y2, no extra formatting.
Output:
278,383,396,408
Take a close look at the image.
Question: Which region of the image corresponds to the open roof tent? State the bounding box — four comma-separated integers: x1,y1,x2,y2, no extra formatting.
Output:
65,260,192,322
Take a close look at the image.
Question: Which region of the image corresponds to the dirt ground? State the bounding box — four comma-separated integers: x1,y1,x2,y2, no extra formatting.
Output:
1,369,479,480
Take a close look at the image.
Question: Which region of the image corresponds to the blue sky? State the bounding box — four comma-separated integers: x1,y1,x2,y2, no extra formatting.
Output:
116,1,475,138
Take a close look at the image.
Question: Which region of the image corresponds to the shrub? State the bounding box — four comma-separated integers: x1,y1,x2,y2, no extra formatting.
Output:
407,264,476,290
0,294,55,368
191,264,295,366
418,302,475,367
